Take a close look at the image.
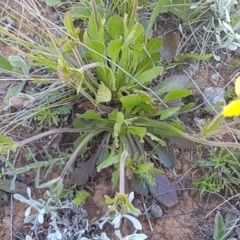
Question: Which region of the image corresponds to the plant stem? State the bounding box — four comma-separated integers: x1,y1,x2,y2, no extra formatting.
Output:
17,127,111,147
119,151,128,195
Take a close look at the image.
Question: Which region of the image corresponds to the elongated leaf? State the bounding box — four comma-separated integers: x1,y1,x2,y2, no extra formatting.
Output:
146,133,166,147
0,53,13,71
88,11,101,40
97,65,116,91
202,114,224,137
154,146,177,168
131,174,149,196
108,38,122,63
169,136,194,149
9,55,29,76
214,212,226,240
120,94,140,115
164,89,192,103
124,24,144,45
97,154,119,171
160,106,180,120
73,110,110,128
147,38,163,54
145,0,170,40
0,135,18,153
74,133,90,155
169,0,195,22
136,66,163,85
159,32,180,61
149,173,178,208
46,0,60,6
111,169,119,189
107,16,124,40
71,159,96,185
179,102,195,112
128,126,146,140
153,75,190,96
145,137,176,167
96,83,112,103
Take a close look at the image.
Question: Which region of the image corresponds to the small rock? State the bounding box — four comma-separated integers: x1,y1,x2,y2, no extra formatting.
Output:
203,87,225,115
150,204,163,218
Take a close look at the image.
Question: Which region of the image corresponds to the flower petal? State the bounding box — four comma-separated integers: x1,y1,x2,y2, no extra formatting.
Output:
222,99,240,117
235,76,240,97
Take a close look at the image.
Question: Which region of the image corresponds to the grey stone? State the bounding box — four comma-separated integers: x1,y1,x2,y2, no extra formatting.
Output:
150,204,163,218
203,87,225,115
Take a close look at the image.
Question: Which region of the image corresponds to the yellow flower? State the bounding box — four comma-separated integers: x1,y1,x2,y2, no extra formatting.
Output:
222,99,240,117
235,76,240,97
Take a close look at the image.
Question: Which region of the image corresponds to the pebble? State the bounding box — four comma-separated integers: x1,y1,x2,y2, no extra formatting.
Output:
150,204,163,218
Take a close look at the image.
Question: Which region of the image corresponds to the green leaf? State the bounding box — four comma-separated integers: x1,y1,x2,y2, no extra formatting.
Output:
74,133,89,156
124,24,144,45
9,56,29,75
113,112,124,148
146,38,163,53
111,169,119,189
108,38,122,64
0,135,18,153
202,114,224,137
83,34,106,63
97,153,119,171
88,12,101,40
214,212,226,240
64,12,75,37
97,148,110,165
164,89,192,103
153,75,190,96
136,66,163,85
145,0,170,41
131,174,149,196
70,2,91,20
145,137,176,168
128,126,146,140
120,94,140,115
107,16,124,40
136,52,160,75
146,133,166,147
155,146,177,168
73,110,110,128
169,0,195,22
0,53,13,71
96,65,116,91
160,107,180,120
46,0,61,6
116,111,124,125
96,83,112,103
179,102,195,112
